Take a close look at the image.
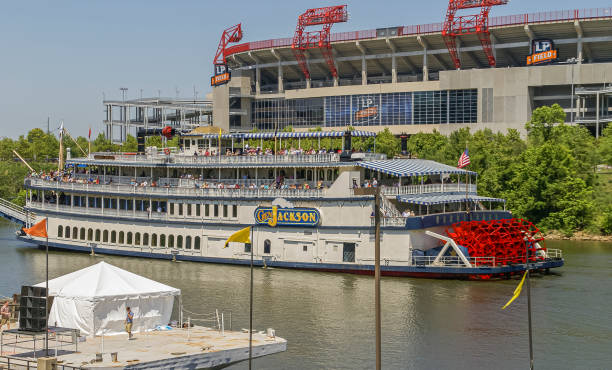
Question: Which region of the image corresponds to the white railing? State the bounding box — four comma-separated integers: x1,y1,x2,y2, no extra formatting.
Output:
27,178,325,198
0,198,35,224
84,152,342,165
381,183,478,196
371,217,408,227
544,248,563,259
411,255,496,267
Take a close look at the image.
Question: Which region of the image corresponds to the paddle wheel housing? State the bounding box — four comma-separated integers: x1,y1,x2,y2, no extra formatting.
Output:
442,0,508,69
446,218,546,266
292,5,348,80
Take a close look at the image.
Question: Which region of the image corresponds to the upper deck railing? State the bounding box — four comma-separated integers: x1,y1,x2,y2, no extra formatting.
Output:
224,7,612,57
76,152,385,165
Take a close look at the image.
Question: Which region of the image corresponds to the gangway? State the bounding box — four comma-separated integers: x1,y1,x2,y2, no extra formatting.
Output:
0,198,35,226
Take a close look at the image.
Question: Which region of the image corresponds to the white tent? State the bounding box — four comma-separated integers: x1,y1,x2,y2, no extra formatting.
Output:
35,261,180,337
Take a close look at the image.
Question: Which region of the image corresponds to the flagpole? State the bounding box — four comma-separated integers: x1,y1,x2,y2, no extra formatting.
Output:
45,217,49,356
374,186,382,370
526,239,534,369
248,225,254,370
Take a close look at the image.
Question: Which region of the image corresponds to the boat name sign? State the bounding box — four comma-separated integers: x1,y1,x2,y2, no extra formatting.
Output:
254,206,320,227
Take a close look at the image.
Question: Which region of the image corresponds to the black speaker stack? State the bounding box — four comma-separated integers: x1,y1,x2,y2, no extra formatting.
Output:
19,285,48,332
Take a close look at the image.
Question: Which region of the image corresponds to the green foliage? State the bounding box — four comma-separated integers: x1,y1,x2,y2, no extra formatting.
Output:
599,125,612,166
375,128,400,158
525,103,566,144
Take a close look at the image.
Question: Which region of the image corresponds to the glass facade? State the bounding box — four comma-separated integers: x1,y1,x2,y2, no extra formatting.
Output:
251,89,477,130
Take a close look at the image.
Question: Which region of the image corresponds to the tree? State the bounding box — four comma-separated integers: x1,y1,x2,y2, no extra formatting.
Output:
599,125,612,166
406,130,447,161
525,104,566,144
375,128,400,158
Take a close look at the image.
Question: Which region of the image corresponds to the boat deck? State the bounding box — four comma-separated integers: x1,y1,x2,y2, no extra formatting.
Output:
1,326,286,369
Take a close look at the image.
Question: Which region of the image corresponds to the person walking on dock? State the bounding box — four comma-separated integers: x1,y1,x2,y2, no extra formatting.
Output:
125,306,134,340
0,301,10,331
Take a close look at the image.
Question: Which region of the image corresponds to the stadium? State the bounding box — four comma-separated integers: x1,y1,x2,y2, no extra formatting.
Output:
210,5,612,137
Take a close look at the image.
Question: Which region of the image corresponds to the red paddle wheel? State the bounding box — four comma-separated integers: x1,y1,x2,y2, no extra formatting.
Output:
446,218,545,267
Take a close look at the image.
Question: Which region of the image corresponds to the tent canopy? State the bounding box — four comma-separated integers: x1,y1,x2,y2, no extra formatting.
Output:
36,261,180,300
358,159,477,177
36,262,180,336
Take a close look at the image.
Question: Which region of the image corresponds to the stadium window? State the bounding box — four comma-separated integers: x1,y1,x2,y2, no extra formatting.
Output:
57,225,63,238
264,239,271,254
103,230,109,243
194,236,201,250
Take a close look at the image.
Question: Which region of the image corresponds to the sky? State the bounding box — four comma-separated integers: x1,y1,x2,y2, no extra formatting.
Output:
0,0,610,138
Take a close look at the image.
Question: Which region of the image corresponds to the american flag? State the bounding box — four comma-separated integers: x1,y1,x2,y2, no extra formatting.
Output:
457,149,470,168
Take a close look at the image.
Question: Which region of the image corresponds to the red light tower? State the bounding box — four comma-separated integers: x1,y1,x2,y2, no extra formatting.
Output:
292,5,348,80
442,0,508,69
214,24,243,67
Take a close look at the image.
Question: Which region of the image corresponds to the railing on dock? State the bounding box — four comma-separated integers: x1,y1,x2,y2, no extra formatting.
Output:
0,198,35,225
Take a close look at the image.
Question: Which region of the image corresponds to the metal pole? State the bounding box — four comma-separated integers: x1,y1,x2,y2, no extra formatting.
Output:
570,61,574,124
526,239,534,370
374,187,381,370
45,217,49,356
248,226,254,370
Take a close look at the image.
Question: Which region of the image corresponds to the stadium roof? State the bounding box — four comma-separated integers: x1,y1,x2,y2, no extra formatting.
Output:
396,192,505,205
224,8,612,82
357,159,476,177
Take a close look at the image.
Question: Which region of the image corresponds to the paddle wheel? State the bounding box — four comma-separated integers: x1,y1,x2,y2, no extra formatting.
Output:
446,219,546,266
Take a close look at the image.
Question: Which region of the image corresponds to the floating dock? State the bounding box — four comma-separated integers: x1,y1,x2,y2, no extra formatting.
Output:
1,326,286,369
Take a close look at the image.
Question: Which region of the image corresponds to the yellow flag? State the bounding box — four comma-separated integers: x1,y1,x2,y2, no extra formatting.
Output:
224,226,251,248
501,271,528,310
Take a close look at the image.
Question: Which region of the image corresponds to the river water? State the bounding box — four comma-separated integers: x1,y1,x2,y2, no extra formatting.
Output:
1,220,610,369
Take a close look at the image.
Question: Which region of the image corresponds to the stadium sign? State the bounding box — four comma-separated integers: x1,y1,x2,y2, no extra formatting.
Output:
254,206,321,227
354,96,379,124
526,39,558,66
211,63,231,87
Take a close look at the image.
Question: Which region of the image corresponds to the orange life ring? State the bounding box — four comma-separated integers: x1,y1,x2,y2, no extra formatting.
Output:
164,148,170,155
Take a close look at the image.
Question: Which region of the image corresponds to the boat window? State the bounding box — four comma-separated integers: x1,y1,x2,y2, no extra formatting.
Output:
303,245,308,252
232,205,238,218
80,228,86,240
65,226,70,238
119,231,124,244
160,234,166,247
127,232,133,245
170,203,174,215
205,204,210,217
143,233,149,246
244,243,251,253
214,205,219,217
179,204,183,216
57,226,63,238
95,229,101,242
135,232,141,246
327,170,333,180
87,228,93,241
194,236,201,250
223,205,228,218
73,227,78,239
111,231,117,243
103,230,109,243
342,243,356,263
168,235,174,248
264,239,271,254
307,170,313,181
196,204,201,217
187,204,192,216
151,234,157,247
186,236,192,249
177,235,183,249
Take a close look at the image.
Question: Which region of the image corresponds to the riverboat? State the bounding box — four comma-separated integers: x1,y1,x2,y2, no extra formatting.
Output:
4,129,563,279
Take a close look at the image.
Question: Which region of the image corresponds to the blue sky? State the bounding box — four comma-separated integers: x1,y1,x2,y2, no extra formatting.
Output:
0,0,609,138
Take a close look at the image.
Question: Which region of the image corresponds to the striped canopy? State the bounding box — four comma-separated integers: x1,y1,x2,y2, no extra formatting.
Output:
397,192,505,206
358,159,476,177
185,130,377,140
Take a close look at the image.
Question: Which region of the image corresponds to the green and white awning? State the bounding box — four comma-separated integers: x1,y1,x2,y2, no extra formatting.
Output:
358,159,476,177
397,192,505,205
